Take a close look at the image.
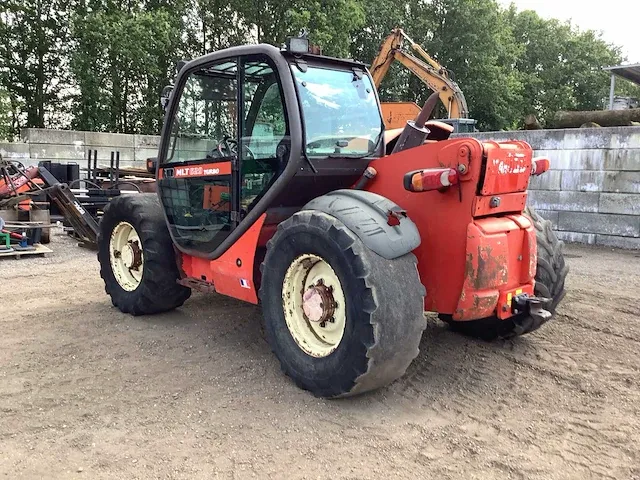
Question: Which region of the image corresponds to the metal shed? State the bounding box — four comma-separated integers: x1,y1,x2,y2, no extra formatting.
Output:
603,63,640,109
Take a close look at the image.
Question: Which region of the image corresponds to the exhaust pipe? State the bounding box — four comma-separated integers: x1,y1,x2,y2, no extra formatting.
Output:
391,91,440,154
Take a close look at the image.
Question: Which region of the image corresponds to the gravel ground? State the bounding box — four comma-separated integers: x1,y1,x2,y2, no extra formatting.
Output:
1,230,639,479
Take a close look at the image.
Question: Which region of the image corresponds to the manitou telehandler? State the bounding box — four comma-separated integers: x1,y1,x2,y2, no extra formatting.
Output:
97,38,568,398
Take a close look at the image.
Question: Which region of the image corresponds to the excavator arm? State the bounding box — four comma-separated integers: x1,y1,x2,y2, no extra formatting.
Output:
370,29,469,129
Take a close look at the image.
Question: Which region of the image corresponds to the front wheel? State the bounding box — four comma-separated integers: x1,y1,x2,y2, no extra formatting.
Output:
97,194,191,316
260,210,426,398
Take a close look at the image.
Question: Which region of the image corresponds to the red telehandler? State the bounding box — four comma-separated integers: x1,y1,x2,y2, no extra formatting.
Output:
97,39,568,398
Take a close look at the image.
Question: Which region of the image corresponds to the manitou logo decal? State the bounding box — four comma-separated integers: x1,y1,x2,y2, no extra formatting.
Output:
161,162,232,179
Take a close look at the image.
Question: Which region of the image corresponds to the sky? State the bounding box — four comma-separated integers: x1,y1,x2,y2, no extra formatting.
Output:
498,0,639,64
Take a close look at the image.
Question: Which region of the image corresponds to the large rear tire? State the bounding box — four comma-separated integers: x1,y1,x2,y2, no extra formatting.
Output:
260,210,426,398
445,206,568,340
97,194,191,316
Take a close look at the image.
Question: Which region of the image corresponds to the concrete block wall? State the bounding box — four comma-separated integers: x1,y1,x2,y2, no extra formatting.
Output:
0,128,161,169
457,126,640,249
1,126,639,248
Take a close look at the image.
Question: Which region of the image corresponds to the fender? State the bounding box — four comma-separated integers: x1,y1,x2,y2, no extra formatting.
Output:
302,189,421,260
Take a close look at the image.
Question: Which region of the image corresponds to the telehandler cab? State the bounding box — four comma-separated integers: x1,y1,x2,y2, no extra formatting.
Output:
98,39,567,398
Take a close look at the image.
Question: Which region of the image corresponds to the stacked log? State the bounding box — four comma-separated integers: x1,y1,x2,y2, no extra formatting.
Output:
551,108,640,129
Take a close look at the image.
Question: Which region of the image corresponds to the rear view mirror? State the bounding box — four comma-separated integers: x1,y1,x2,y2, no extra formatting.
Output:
160,85,173,111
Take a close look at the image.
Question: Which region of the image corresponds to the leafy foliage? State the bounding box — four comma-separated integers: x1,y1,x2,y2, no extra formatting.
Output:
0,88,12,140
0,0,635,135
0,0,72,131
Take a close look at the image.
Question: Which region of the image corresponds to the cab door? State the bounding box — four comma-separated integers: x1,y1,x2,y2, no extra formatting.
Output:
157,55,289,256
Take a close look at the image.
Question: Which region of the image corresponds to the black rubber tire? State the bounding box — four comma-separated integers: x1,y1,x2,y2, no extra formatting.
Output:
444,206,568,340
40,228,51,244
97,194,191,316
259,210,426,398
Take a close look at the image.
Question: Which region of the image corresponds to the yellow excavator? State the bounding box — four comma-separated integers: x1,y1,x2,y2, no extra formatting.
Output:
370,28,472,130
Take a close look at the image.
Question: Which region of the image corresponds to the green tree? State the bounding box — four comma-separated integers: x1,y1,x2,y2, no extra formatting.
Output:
0,88,12,140
349,0,411,104
239,0,365,58
416,0,524,130
0,0,72,133
71,2,185,134
506,6,624,126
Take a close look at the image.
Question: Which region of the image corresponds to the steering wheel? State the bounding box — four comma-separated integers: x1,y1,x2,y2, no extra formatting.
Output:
212,135,255,161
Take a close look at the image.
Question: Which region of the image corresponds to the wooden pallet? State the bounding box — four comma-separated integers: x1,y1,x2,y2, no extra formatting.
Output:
0,243,52,260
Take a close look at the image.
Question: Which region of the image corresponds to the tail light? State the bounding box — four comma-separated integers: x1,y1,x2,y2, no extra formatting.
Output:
531,157,550,176
404,168,459,192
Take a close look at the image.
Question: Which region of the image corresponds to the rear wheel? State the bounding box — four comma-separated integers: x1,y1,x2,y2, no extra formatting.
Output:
444,206,568,340
97,194,191,315
260,210,426,398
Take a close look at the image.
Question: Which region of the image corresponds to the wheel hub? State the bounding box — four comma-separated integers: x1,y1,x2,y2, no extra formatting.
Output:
109,221,144,292
121,241,142,270
303,282,336,325
281,254,347,358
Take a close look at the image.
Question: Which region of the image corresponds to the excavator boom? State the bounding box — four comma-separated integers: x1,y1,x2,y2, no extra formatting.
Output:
370,28,469,129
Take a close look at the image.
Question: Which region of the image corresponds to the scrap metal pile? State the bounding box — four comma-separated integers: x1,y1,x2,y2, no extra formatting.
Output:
0,155,104,254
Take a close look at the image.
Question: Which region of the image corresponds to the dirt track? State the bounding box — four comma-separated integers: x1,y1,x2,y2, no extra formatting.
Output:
1,231,639,479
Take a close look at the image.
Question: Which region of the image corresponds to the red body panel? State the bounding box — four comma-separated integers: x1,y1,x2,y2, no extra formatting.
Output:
481,141,532,195
179,214,267,304
0,166,44,211
0,166,40,196
173,138,540,322
367,138,538,320
455,216,536,320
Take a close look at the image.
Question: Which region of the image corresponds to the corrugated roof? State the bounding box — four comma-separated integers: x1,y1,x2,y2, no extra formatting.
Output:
603,64,640,85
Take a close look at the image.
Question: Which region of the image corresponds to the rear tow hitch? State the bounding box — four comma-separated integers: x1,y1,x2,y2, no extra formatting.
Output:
512,294,552,323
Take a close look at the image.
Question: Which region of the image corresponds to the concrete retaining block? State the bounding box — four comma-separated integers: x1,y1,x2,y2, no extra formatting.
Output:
562,130,611,149
596,234,640,249
22,128,84,145
461,126,640,150
84,146,136,168
29,144,85,163
599,193,640,216
535,209,559,228
135,148,159,162
603,149,640,171
134,134,161,149
528,190,600,213
556,231,596,245
610,130,640,149
0,142,30,161
529,170,561,190
603,172,640,194
85,131,134,148
561,170,605,192
558,211,640,237
541,149,607,171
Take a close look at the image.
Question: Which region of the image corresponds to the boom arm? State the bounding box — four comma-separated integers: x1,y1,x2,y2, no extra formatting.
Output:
370,29,469,120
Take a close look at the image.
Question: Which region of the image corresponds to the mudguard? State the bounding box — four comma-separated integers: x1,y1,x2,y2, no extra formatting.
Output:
302,189,421,260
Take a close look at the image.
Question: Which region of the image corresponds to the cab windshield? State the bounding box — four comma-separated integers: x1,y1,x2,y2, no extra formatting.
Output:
291,65,383,157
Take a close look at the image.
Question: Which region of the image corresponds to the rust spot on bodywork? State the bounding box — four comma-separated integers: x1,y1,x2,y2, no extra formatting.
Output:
455,293,499,320
476,245,508,290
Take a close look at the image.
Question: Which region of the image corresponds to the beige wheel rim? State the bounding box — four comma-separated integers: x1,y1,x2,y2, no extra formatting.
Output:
109,221,144,292
282,254,347,358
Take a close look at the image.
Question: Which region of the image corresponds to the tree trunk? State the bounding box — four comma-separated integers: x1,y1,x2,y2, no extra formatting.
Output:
551,109,640,129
